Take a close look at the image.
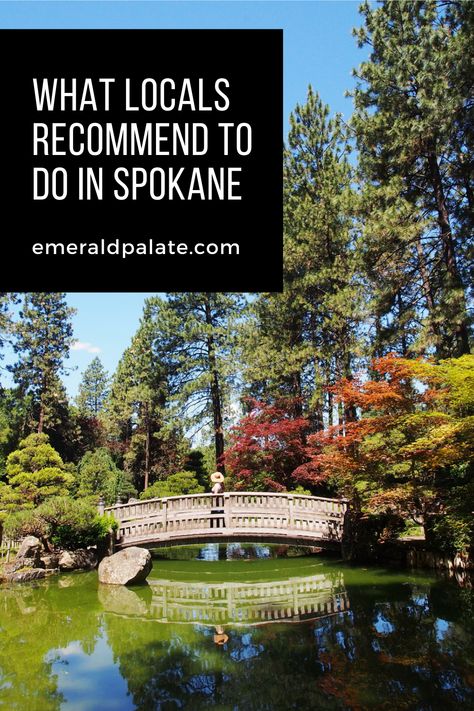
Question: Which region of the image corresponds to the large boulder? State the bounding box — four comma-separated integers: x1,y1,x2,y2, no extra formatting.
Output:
98,547,152,586
59,549,98,571
4,536,43,574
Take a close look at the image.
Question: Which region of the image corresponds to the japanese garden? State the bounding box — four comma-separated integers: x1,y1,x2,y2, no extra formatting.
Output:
1,1,473,708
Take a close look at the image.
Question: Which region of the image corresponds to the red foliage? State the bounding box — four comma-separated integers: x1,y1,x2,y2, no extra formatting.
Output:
293,355,420,490
329,354,423,414
294,354,464,500
224,397,310,490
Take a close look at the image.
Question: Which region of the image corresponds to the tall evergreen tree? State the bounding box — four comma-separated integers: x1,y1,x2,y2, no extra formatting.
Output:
77,447,136,505
243,88,362,428
352,0,473,357
11,293,75,433
76,357,109,417
106,299,185,490
0,293,17,386
154,293,243,473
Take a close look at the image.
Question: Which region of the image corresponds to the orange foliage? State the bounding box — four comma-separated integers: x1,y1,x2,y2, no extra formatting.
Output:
295,355,474,515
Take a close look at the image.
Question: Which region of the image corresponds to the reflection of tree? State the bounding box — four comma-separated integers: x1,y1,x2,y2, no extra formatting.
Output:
103,575,474,710
0,574,101,710
104,616,341,710
312,581,474,709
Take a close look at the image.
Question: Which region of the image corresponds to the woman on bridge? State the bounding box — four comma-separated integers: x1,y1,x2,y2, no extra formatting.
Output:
210,471,225,528
211,471,225,496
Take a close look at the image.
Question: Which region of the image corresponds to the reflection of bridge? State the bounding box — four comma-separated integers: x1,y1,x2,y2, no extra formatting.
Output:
99,572,350,626
105,493,348,550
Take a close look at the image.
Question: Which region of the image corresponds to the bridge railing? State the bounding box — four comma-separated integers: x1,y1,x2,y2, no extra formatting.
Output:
105,492,348,546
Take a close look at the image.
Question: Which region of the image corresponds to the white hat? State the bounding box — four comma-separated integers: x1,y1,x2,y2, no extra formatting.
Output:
210,471,224,483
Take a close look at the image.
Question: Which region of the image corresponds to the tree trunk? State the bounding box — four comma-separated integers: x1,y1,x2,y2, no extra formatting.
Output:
144,403,150,491
289,313,303,416
415,237,441,355
37,401,44,434
396,291,408,355
427,150,470,355
327,389,333,427
291,371,303,417
205,301,225,474
325,360,333,427
373,316,383,361
342,348,357,424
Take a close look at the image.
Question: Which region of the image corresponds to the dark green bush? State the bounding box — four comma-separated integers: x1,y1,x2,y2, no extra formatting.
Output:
427,513,474,555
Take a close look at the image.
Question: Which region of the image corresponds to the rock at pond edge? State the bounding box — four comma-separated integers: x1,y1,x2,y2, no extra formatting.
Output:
3,568,58,584
98,547,152,586
59,549,98,571
3,536,44,574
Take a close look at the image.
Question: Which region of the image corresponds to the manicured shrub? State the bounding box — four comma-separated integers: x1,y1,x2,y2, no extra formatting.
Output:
140,471,205,499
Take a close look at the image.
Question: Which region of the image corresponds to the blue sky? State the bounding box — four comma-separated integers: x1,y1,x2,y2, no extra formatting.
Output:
0,1,366,396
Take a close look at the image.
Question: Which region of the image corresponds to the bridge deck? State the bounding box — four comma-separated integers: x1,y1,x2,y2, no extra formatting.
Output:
105,492,348,549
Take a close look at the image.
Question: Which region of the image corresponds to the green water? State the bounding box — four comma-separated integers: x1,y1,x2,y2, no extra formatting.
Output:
0,545,473,710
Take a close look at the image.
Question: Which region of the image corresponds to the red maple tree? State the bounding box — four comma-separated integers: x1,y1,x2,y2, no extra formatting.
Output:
224,397,309,491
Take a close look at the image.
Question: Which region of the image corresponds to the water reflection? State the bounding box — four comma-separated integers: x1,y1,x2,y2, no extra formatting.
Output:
99,568,349,625
190,542,274,561
0,556,473,710
0,573,101,711
102,577,474,710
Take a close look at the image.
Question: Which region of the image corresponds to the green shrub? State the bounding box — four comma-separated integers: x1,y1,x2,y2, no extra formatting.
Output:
3,509,48,541
140,471,205,499
77,448,136,506
288,485,311,496
426,472,474,554
428,513,473,555
4,433,74,508
3,496,117,550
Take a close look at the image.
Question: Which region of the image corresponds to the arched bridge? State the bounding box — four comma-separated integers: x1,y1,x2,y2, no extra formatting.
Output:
105,492,348,550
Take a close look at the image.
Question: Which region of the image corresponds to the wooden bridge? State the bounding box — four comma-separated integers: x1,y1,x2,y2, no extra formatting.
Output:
99,570,350,626
104,492,348,550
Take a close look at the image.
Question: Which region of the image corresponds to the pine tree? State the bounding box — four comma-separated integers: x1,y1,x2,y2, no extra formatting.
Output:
76,357,109,417
77,447,136,505
0,388,32,475
1,432,74,510
106,299,185,490
0,293,18,386
11,293,75,433
244,88,362,429
154,293,243,473
352,0,473,357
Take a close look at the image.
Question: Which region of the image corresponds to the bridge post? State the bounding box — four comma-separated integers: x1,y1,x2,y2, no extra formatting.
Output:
340,498,351,560
111,501,122,546
224,493,231,529
162,498,168,533
288,495,294,529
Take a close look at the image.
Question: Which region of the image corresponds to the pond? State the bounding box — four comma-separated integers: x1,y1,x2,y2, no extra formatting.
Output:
0,544,473,710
